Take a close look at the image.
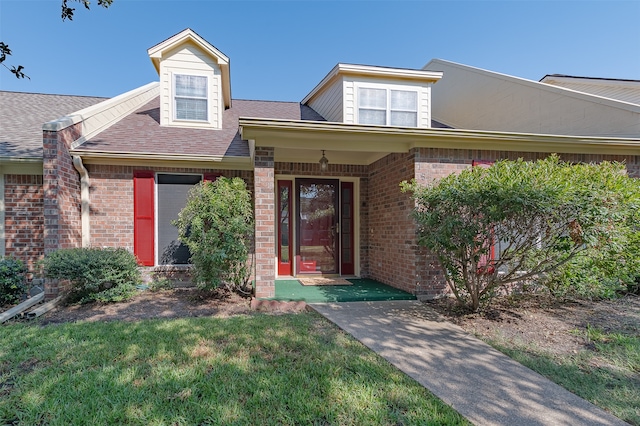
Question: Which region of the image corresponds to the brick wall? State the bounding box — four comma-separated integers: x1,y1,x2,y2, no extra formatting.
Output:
87,164,253,251
366,151,420,293
4,174,44,276
254,147,276,298
43,124,84,255
411,148,640,298
43,125,84,298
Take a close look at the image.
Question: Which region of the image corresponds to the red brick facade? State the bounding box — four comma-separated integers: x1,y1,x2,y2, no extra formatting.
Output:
4,174,44,276
30,130,640,300
254,147,276,298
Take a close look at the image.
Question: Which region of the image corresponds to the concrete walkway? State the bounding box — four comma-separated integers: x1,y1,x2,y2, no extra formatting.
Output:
309,300,627,426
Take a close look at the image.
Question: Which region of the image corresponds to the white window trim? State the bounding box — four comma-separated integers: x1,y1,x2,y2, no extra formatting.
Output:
355,82,420,127
172,72,211,124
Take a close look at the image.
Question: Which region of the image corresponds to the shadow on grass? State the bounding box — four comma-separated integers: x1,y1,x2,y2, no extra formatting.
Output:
490,342,640,426
0,313,468,425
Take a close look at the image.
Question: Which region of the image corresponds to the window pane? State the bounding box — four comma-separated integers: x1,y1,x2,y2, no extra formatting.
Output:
390,111,417,127
157,174,202,265
175,75,207,98
359,109,386,125
176,98,208,121
358,88,386,109
391,90,417,111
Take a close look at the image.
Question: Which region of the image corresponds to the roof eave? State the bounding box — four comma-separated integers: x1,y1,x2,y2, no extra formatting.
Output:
239,118,640,157
71,150,252,169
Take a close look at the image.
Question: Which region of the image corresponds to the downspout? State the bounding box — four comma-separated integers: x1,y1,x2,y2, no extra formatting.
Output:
72,156,90,247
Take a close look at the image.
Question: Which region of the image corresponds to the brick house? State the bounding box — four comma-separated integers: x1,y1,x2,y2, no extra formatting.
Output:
1,29,639,300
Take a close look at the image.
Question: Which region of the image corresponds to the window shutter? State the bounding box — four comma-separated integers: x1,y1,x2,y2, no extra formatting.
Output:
472,159,493,168
203,173,221,182
133,171,155,266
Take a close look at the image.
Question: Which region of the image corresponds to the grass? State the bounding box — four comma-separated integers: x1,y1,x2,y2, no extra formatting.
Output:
0,312,469,426
482,325,640,425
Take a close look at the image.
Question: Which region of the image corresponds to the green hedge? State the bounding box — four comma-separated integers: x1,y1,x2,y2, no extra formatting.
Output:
42,248,140,303
0,257,26,305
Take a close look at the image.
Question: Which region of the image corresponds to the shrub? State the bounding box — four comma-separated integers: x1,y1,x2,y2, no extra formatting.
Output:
0,257,26,305
403,155,640,311
546,197,640,299
174,177,254,291
42,247,140,303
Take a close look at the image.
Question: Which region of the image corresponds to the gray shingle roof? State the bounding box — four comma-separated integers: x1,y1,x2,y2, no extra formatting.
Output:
80,97,326,158
0,91,106,159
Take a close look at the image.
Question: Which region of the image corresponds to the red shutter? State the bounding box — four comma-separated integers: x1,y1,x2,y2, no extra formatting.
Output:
472,159,493,168
134,171,155,266
204,173,222,182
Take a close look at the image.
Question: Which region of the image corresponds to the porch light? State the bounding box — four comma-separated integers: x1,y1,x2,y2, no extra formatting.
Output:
319,150,329,171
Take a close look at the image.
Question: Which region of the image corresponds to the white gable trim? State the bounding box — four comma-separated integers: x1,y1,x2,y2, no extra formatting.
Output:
148,28,231,108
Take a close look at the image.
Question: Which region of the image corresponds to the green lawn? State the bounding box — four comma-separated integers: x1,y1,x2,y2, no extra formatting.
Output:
481,326,640,425
0,312,469,426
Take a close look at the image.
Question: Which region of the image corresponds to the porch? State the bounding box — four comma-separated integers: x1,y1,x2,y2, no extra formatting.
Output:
265,278,416,303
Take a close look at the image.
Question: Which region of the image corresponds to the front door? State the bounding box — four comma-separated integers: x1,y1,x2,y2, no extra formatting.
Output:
296,179,339,274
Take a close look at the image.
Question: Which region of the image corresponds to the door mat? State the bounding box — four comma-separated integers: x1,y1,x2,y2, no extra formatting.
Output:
298,277,352,286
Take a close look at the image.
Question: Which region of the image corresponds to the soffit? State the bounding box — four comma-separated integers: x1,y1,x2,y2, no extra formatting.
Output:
240,118,640,161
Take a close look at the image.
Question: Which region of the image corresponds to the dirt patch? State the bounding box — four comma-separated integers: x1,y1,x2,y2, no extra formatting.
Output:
37,287,304,325
427,294,640,356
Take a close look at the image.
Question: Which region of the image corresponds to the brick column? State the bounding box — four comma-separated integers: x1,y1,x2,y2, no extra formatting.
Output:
253,147,276,298
43,124,83,299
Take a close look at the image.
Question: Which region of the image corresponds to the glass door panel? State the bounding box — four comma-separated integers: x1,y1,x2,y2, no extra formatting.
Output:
296,179,338,274
277,181,292,276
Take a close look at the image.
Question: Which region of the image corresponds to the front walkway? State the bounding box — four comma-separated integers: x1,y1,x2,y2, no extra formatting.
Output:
309,300,627,426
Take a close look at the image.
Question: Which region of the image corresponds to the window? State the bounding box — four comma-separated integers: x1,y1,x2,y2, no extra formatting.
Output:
174,74,208,121
157,174,202,265
358,87,417,126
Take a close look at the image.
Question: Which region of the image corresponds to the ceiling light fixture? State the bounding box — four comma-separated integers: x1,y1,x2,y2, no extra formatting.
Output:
319,150,329,171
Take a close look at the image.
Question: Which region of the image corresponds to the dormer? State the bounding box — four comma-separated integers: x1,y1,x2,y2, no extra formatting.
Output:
302,64,442,128
148,29,231,129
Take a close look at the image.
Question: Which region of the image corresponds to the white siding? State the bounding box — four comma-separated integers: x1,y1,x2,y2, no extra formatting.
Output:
159,43,222,129
344,80,355,123
306,78,344,122
344,77,433,127
426,59,640,137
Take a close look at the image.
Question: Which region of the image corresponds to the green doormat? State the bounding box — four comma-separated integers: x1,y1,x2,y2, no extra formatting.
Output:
271,278,416,303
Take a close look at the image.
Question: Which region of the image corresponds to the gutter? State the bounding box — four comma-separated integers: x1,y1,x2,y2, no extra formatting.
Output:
72,156,91,247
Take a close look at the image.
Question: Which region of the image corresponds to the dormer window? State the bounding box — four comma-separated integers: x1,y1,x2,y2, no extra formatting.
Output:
358,87,418,127
175,74,208,121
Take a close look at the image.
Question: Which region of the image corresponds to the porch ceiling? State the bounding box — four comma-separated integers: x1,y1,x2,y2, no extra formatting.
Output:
239,118,640,159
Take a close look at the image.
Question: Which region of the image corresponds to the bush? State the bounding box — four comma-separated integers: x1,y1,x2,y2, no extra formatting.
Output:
0,257,26,305
174,177,254,291
546,200,640,299
403,155,640,311
42,248,140,303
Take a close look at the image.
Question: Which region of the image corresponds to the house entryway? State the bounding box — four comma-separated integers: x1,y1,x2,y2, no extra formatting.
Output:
270,278,416,303
277,178,355,278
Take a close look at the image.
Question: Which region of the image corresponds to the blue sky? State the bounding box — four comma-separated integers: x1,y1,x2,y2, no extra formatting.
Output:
1,0,639,101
